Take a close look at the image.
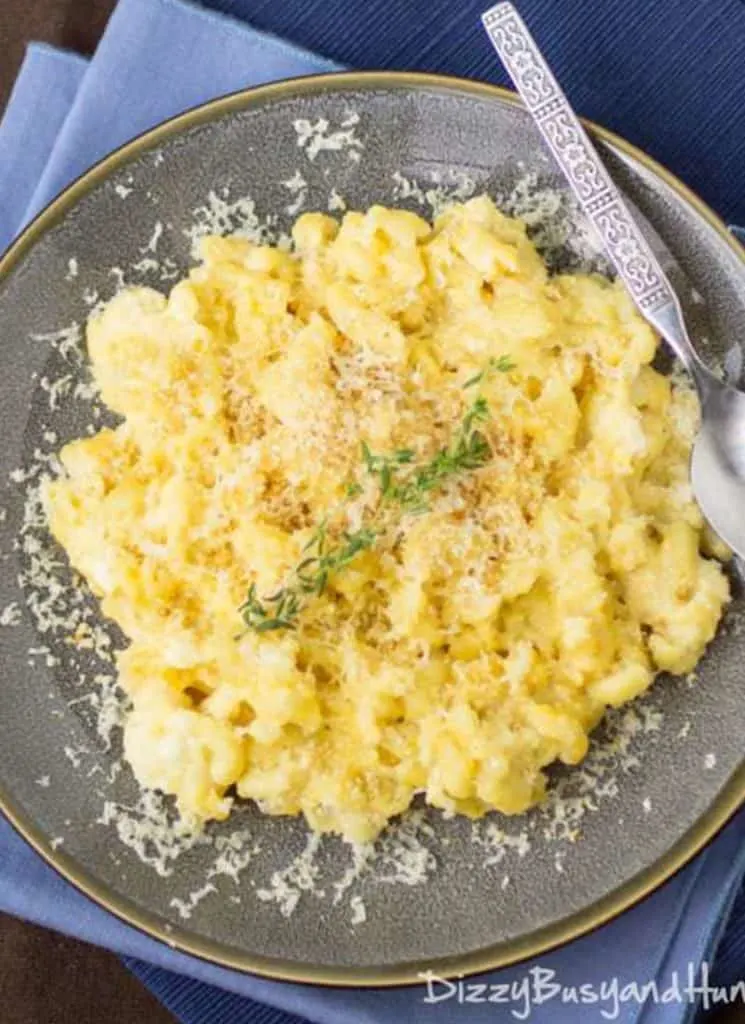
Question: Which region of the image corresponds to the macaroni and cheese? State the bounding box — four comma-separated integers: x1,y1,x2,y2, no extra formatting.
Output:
44,197,729,842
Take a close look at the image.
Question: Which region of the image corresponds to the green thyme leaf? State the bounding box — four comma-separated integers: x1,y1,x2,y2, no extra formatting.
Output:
239,357,511,633
463,355,515,388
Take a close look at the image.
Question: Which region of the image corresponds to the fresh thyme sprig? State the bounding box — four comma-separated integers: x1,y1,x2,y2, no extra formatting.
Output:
239,357,513,633
361,443,415,500
463,354,515,389
295,522,380,596
240,583,302,633
362,395,492,516
239,522,379,632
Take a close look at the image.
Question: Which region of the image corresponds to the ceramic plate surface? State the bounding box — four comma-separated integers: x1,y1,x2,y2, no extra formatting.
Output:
1,73,745,986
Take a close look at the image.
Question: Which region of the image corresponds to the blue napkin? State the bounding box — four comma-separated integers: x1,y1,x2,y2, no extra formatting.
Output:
2,1,745,1022
0,43,87,249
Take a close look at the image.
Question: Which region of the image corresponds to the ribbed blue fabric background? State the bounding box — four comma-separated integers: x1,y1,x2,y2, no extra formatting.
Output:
124,959,308,1024
711,882,745,991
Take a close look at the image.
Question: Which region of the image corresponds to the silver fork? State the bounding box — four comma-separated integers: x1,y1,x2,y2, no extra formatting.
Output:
481,1,745,559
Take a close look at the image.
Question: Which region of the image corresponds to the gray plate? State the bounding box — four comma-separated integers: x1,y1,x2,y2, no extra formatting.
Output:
2,73,745,986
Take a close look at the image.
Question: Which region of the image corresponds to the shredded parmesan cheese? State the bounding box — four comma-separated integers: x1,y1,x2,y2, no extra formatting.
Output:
256,833,323,917
0,602,21,626
293,114,363,162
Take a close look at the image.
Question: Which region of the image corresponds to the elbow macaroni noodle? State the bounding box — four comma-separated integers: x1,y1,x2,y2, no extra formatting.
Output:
44,197,729,842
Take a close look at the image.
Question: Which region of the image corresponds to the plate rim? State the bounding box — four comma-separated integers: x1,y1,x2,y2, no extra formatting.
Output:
2,68,745,989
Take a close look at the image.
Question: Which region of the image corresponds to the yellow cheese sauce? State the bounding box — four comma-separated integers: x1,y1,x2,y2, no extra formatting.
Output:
44,197,729,842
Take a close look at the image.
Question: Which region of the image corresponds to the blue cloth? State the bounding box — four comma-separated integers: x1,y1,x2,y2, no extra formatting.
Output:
1,1,745,1022
0,43,87,249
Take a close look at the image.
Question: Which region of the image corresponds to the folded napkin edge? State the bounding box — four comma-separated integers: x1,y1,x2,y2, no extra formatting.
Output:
25,41,90,70
156,0,341,72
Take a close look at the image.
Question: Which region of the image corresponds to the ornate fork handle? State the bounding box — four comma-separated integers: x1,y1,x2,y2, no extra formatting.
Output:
481,2,674,319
